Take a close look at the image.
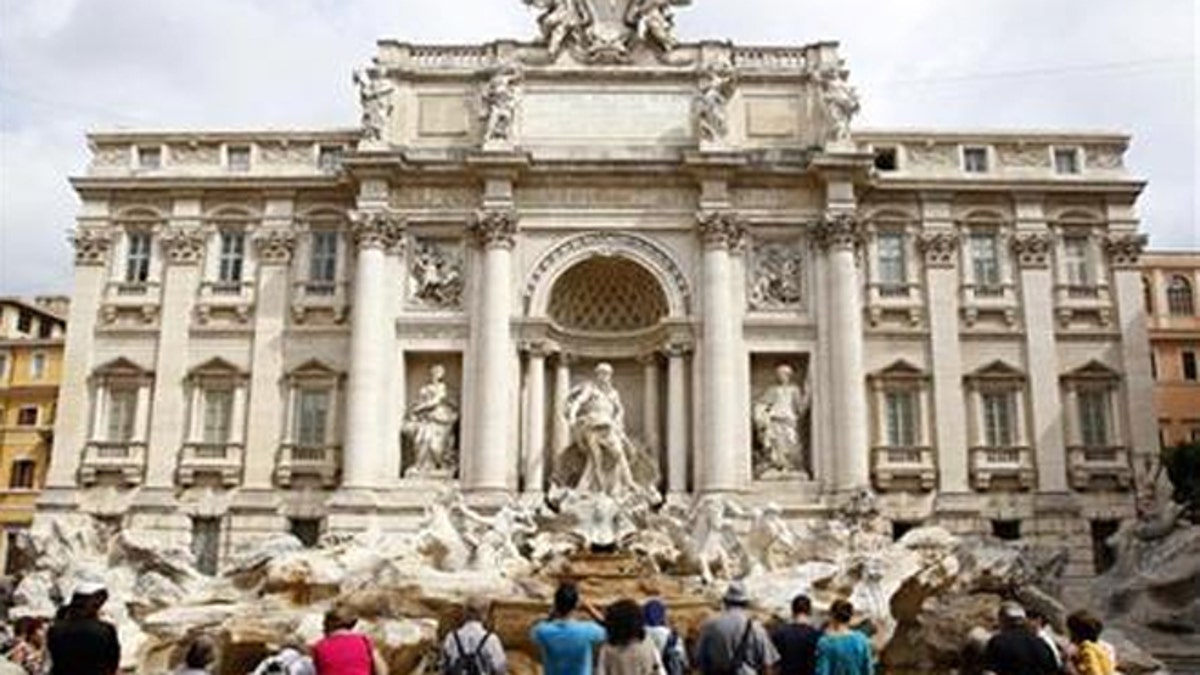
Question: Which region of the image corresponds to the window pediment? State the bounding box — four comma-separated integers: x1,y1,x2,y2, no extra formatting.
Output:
286,359,342,384
1061,359,1120,385
964,360,1026,386
92,357,154,384
870,359,929,382
187,357,248,384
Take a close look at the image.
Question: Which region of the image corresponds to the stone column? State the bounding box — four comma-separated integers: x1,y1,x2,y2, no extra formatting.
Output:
343,206,404,490
466,207,517,493
523,343,547,493
665,344,690,494
818,212,870,492
145,218,207,489
697,210,744,493
552,353,572,458
641,353,661,455
243,227,295,488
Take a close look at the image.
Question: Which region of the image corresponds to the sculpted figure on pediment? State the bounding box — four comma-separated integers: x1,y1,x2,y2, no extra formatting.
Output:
480,64,523,145
625,0,691,53
812,59,859,144
353,68,394,143
523,0,593,58
696,60,736,143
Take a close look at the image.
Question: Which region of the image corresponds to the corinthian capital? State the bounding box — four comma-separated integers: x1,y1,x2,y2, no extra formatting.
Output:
161,228,207,265
349,208,405,251
1010,232,1052,269
696,210,746,250
252,229,297,265
70,228,113,266
814,212,863,250
917,230,961,268
1103,232,1148,269
470,208,518,249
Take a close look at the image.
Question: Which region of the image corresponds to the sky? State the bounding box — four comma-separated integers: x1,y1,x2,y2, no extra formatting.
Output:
0,0,1196,295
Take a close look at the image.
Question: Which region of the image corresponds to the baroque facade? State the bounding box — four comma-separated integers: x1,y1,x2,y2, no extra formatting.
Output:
43,5,1156,581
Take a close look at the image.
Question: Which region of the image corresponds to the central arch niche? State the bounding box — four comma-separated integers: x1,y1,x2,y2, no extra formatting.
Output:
548,257,669,334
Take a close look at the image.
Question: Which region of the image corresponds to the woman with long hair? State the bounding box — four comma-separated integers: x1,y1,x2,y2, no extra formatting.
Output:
596,599,663,675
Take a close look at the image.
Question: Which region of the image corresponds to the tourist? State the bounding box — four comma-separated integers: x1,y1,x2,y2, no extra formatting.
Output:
694,581,779,675
1026,608,1064,670
174,636,216,674
530,582,607,675
5,616,47,674
813,599,872,675
311,606,389,675
771,594,821,675
1065,610,1115,675
251,642,317,675
982,602,1059,675
595,599,662,675
441,596,507,675
46,581,120,675
643,599,687,675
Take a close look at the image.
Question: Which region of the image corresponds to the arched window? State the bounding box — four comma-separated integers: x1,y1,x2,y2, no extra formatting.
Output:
1167,275,1195,316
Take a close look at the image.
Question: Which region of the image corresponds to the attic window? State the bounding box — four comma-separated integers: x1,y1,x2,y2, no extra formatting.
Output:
227,146,251,172
873,147,898,171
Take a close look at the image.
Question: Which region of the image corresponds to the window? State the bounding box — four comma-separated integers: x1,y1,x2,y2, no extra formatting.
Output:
202,389,234,444
125,231,152,284
295,389,330,447
970,233,1002,287
884,390,918,446
1062,235,1093,286
29,353,46,380
16,310,32,334
227,146,251,172
217,230,246,286
963,147,989,173
191,518,221,576
981,392,1016,447
1150,352,1158,380
16,407,37,427
318,145,344,173
1143,276,1155,314
289,518,322,548
876,232,907,288
308,230,339,292
9,460,35,489
1091,520,1119,574
106,388,138,442
137,146,162,170
1183,351,1197,381
873,147,898,171
37,320,52,339
4,528,31,576
992,519,1021,541
1167,275,1195,315
1054,148,1080,175
1078,390,1110,447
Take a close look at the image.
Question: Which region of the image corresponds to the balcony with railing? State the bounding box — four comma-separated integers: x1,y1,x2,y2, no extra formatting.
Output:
969,445,1035,491
1053,283,1114,327
101,281,162,325
195,281,256,325
960,283,1019,327
177,442,244,487
866,282,923,327
290,280,349,325
1068,445,1132,491
275,444,340,487
79,440,147,486
871,445,936,492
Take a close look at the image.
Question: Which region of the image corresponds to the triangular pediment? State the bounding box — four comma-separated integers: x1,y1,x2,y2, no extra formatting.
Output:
1062,359,1120,382
93,357,153,377
965,360,1025,384
187,357,245,378
286,359,341,381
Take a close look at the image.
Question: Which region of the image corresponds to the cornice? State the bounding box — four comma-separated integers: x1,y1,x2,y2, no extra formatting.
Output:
865,176,1147,195
69,176,351,192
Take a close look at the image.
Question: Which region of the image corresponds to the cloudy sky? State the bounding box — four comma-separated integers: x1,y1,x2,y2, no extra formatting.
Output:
0,0,1195,295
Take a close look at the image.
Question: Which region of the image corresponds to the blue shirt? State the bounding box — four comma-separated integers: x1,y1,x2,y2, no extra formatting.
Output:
531,619,607,675
814,631,873,675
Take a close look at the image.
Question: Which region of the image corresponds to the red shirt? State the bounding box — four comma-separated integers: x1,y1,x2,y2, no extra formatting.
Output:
312,631,376,675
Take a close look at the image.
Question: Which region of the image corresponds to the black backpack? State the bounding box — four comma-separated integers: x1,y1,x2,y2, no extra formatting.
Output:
448,630,494,675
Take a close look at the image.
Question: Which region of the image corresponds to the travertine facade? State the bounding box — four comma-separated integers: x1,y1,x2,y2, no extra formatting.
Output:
42,8,1156,582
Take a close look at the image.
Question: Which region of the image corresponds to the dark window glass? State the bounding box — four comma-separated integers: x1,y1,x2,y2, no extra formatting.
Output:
9,460,35,489
1183,351,1197,381
992,519,1021,541
191,517,221,575
873,147,898,171
1091,520,1119,574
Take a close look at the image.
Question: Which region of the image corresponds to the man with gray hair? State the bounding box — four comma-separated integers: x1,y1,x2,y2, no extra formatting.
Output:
982,601,1059,675
441,596,507,675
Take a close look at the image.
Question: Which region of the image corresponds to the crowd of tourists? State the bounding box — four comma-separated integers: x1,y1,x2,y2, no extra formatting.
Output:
0,579,1120,675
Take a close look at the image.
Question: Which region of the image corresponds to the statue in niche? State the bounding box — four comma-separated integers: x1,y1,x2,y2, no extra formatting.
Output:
625,0,691,53
480,64,522,144
352,69,394,142
696,60,736,143
813,59,860,144
750,244,804,310
402,364,459,478
411,241,464,309
752,363,811,479
555,363,659,499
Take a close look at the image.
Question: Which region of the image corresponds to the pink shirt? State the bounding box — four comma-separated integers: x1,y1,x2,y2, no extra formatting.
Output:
312,631,375,675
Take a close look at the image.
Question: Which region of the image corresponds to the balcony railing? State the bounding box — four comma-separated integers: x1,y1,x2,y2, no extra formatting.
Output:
1068,444,1132,491
290,280,349,324
101,281,162,324
275,443,340,488
196,281,256,324
177,442,244,487
969,445,1035,491
80,440,147,486
871,445,936,492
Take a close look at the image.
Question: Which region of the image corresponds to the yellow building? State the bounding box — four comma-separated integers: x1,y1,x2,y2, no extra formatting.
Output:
0,297,67,573
1142,252,1200,448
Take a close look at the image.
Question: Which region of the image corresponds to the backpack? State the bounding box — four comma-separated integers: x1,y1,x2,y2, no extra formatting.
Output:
662,632,686,675
448,629,494,675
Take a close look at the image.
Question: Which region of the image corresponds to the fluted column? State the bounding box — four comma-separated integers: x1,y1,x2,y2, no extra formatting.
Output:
343,207,404,489
665,343,690,494
818,212,870,492
552,353,572,458
523,342,548,493
698,210,745,493
466,208,517,493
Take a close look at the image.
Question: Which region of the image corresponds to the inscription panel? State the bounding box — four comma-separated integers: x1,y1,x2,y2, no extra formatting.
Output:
522,89,692,143
419,95,472,137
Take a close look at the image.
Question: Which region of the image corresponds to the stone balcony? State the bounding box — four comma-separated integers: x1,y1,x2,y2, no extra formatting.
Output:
290,281,349,325
177,442,244,488
79,441,147,487
1068,445,1133,491
275,444,340,488
960,283,1018,328
100,281,161,325
969,445,1036,491
1053,283,1113,328
871,445,936,492
195,281,256,325
866,283,923,328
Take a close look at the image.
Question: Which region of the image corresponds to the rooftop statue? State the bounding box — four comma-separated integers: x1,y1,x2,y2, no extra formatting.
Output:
521,0,691,62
